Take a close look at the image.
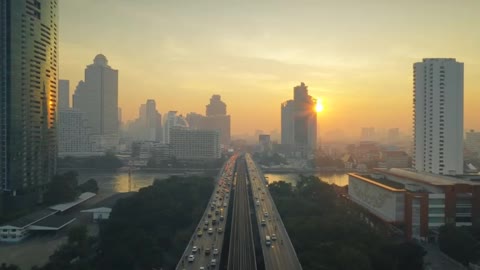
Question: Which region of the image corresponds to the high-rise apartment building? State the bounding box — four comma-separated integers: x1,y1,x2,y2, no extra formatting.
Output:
0,0,58,212
58,80,70,109
413,58,464,175
281,83,317,155
73,54,118,136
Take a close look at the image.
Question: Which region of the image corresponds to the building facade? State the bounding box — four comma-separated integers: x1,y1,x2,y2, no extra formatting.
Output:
58,80,69,109
0,0,58,212
466,130,480,158
170,128,220,160
413,58,464,175
73,54,118,136
281,83,317,156
57,109,93,156
348,168,480,240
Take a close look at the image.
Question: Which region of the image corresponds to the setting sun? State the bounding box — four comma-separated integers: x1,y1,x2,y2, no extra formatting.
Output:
316,101,324,112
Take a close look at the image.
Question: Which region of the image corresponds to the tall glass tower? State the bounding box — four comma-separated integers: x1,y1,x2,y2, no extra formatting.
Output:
0,0,58,210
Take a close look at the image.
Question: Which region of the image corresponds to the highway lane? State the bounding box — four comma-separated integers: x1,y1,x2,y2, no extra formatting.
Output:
176,155,237,270
245,154,303,270
227,157,257,270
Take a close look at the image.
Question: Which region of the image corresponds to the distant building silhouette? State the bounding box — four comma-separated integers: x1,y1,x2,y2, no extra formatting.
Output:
413,58,463,175
281,82,317,156
206,94,227,116
73,54,119,136
0,0,59,216
58,80,70,109
186,95,231,146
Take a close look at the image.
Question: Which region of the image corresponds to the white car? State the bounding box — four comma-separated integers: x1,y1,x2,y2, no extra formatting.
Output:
210,259,217,266
188,255,195,262
192,246,198,253
213,248,219,256
271,234,277,241
208,228,213,234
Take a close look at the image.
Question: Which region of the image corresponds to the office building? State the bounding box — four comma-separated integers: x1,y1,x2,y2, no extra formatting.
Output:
466,130,480,158
185,95,231,146
163,111,188,144
170,128,220,160
0,0,58,214
361,127,376,141
58,80,70,109
413,58,464,175
281,83,317,156
348,168,480,240
206,94,226,116
73,54,119,136
58,109,93,156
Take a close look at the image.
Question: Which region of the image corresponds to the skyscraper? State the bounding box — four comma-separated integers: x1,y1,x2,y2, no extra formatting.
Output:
281,83,317,155
206,94,226,116
0,0,58,211
413,58,464,175
58,80,70,109
73,54,118,136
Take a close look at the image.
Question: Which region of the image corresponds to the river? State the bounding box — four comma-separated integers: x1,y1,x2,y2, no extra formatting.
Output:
75,170,348,195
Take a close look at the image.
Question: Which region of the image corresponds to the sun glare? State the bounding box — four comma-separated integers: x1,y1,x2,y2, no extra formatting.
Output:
315,100,324,112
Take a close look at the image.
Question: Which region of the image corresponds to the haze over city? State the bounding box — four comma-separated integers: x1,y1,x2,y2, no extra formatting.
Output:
2,1,480,269
59,0,480,137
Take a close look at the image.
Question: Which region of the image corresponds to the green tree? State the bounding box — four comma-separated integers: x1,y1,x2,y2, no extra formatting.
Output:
78,179,99,194
44,171,79,205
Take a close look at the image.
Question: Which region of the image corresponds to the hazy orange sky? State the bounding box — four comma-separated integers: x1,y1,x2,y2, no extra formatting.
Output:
59,0,480,138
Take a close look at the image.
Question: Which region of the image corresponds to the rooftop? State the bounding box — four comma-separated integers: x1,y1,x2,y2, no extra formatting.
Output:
1,209,57,229
349,173,405,192
49,192,96,212
375,168,480,187
29,215,76,231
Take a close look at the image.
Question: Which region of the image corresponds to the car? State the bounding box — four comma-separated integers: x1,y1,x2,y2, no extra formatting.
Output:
210,259,217,266
205,248,211,255
271,234,277,241
213,248,219,256
188,255,195,262
215,210,219,215
197,230,203,237
220,215,224,221
264,212,269,217
203,225,208,231
218,228,223,234
256,200,260,206
207,213,212,218
192,246,198,253
204,220,209,225
200,267,205,270
208,228,213,234
261,219,266,226
223,202,227,207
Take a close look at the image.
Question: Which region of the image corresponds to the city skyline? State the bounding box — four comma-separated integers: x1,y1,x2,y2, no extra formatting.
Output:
58,1,480,136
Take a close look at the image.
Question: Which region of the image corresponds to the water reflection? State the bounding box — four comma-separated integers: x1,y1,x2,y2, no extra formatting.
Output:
73,170,348,195
265,173,348,187
76,171,188,194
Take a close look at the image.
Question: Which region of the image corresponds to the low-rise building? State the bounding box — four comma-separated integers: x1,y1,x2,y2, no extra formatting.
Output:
348,168,480,241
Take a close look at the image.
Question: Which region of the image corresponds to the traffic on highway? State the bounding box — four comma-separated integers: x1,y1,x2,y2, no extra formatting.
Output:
246,154,303,270
176,155,238,270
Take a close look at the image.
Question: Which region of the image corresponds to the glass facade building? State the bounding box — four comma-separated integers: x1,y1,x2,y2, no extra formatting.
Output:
0,0,58,208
